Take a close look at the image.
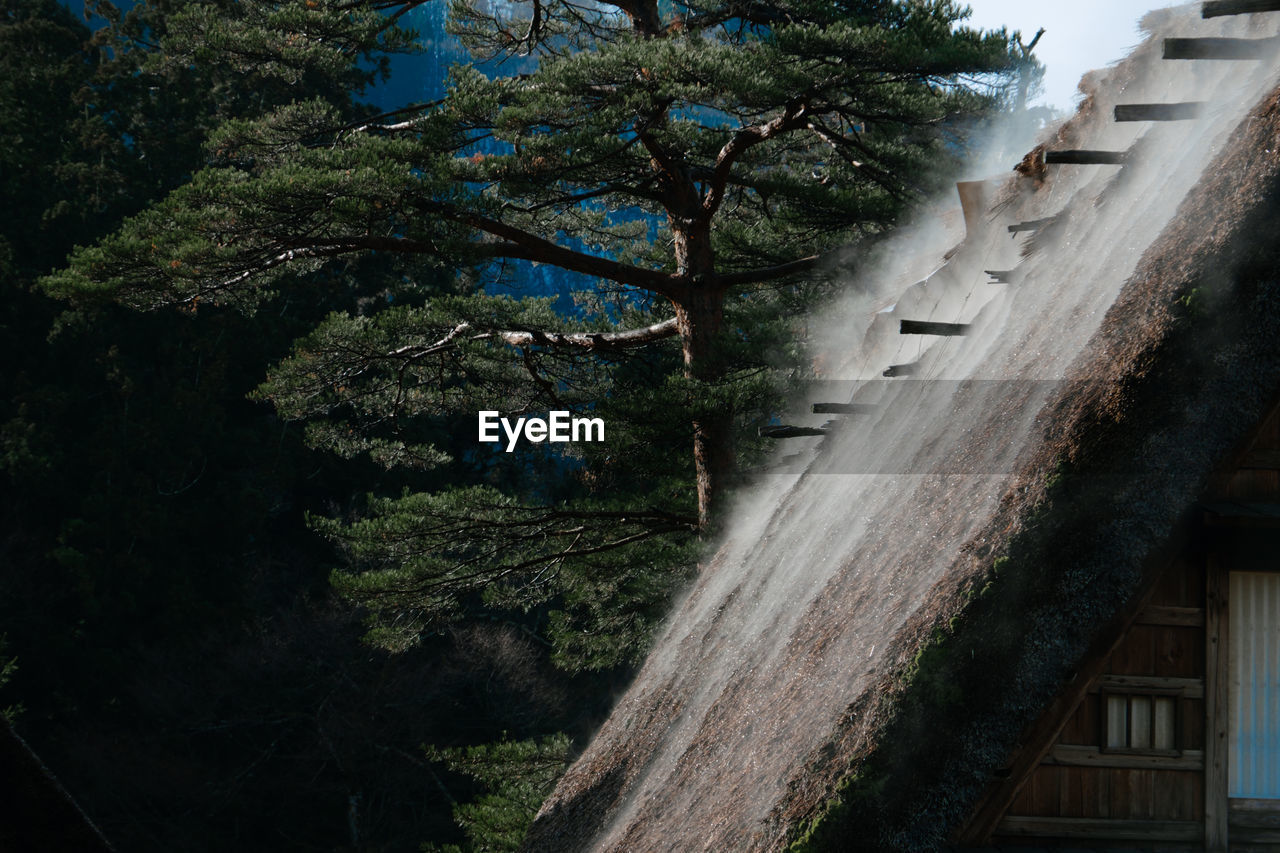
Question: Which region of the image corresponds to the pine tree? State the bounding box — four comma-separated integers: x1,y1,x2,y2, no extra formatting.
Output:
46,0,1020,664
0,3,492,848
423,734,573,853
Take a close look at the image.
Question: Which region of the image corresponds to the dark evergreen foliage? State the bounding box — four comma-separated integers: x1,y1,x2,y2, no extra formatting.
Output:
46,0,1022,673
0,2,573,849
3,0,1031,848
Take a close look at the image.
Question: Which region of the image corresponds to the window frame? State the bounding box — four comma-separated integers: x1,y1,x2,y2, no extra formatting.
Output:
1098,685,1183,757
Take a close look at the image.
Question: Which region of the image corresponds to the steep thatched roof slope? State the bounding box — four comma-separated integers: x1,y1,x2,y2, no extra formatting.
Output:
526,8,1280,852
775,78,1280,852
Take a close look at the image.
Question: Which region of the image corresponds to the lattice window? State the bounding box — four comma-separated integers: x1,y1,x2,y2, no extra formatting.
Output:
1101,689,1180,755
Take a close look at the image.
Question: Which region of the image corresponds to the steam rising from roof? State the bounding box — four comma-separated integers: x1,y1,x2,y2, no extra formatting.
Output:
527,6,1280,851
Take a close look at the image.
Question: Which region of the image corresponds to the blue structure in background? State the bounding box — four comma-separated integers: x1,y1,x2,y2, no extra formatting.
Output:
370,5,653,320
59,0,642,320
372,2,466,107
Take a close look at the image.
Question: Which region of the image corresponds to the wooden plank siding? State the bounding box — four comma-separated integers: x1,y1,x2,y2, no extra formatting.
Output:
1204,405,1280,851
969,403,1280,848
1005,764,1205,821
1222,404,1280,500
1137,604,1206,627
1106,623,1204,677
995,815,1202,842
997,550,1212,835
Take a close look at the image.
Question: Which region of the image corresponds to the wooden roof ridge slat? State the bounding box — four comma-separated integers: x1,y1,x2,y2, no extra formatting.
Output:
1007,217,1055,233
899,319,970,336
811,402,875,415
759,424,830,438
1114,102,1206,121
1044,149,1130,165
1163,36,1279,60
1203,0,1280,18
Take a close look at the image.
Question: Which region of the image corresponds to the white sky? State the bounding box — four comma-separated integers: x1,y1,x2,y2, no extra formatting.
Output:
963,1,1181,112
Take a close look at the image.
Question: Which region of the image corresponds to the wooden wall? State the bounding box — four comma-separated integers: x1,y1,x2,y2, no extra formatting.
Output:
1220,404,1280,503
987,403,1280,849
994,556,1208,842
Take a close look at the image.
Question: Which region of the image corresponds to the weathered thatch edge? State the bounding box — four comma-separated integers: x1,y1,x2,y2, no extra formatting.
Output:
774,83,1280,852
1,718,116,851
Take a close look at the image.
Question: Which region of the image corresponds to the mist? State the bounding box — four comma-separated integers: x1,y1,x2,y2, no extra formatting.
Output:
530,5,1280,851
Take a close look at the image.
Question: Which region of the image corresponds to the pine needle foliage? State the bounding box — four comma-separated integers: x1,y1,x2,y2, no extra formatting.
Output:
424,734,573,853
43,0,1023,668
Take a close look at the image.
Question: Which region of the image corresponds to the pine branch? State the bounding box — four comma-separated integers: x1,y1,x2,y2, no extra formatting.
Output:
394,525,688,597
609,0,663,35
423,204,681,296
718,253,831,287
704,99,810,217
637,128,683,187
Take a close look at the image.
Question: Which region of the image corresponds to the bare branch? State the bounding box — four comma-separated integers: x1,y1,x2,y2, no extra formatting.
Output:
494,317,678,348
387,321,474,358
516,0,544,54
389,317,679,360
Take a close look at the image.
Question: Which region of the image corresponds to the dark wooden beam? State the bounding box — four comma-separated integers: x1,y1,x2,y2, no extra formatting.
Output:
882,362,919,377
1163,37,1276,59
1045,149,1129,165
1093,674,1204,696
1202,500,1280,526
1203,0,1280,18
1238,448,1280,468
758,424,827,438
995,817,1202,842
1042,744,1205,770
1205,553,1229,852
1229,798,1280,829
1233,826,1280,844
1135,604,1206,627
811,403,875,415
954,520,1198,845
1115,102,1206,122
899,319,970,336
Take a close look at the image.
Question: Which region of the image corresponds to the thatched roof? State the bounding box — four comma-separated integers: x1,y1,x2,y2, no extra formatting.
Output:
526,6,1280,851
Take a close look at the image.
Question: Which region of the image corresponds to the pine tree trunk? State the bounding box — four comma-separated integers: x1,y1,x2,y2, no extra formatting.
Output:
673,224,732,529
